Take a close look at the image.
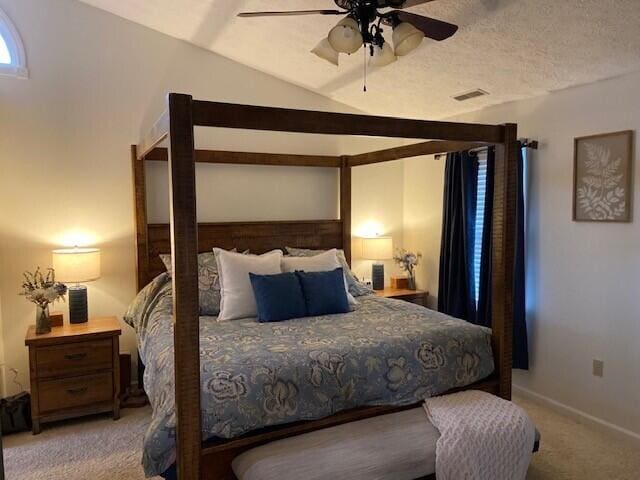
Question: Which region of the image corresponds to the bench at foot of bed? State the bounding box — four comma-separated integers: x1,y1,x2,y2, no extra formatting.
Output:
232,406,541,480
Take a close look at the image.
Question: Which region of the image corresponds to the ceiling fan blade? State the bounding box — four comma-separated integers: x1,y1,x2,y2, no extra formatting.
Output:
382,11,458,41
238,10,345,18
377,0,436,8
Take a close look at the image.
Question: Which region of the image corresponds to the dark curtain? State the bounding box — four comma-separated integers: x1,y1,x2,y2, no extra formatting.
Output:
513,146,529,369
437,151,477,321
438,146,529,370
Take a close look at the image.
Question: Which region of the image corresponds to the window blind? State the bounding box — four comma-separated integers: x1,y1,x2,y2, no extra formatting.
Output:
473,150,488,305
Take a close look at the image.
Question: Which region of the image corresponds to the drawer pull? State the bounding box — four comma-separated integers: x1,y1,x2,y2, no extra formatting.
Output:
64,353,87,361
66,387,88,395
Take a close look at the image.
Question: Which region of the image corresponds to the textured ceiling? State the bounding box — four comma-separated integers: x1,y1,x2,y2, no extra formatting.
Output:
79,0,640,119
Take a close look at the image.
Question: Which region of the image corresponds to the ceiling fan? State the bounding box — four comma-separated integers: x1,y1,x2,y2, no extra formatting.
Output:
238,1,458,69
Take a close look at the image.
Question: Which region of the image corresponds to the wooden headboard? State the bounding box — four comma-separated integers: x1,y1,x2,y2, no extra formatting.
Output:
138,220,343,288
132,146,351,291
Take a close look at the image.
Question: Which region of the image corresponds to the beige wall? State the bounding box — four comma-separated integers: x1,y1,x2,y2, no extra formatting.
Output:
0,0,402,394
403,71,640,437
351,161,405,284
402,156,445,308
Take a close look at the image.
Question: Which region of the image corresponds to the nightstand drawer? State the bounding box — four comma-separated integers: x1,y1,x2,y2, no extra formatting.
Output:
401,295,425,307
374,288,428,308
38,372,113,413
35,339,113,378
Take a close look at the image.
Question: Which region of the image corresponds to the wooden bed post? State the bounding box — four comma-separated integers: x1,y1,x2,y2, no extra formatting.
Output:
131,145,149,293
132,144,150,390
491,123,517,400
167,93,201,480
340,156,352,265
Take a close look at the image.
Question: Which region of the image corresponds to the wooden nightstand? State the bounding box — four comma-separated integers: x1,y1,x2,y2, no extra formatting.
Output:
25,317,121,434
374,288,429,307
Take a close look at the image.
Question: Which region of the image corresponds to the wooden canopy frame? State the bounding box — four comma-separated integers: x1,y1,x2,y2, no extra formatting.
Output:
133,93,517,480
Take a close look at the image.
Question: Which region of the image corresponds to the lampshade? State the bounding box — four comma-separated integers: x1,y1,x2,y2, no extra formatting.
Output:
52,248,101,283
328,17,363,54
311,38,339,66
392,21,423,56
361,237,393,260
369,42,397,67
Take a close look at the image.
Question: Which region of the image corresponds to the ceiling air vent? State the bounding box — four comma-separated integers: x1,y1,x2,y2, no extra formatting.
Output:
452,89,489,102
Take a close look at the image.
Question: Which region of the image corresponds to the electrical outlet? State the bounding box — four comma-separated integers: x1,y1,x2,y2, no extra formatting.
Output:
592,359,604,377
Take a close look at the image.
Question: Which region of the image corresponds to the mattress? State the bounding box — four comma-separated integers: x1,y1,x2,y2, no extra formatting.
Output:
124,274,494,477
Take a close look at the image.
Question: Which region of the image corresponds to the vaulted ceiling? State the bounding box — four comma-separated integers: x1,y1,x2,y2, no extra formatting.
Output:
79,0,640,119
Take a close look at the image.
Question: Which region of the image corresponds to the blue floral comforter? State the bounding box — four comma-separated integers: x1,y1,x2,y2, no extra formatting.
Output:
124,274,494,477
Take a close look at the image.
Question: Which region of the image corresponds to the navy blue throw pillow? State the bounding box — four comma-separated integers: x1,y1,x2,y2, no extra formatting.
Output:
296,268,350,317
249,272,307,322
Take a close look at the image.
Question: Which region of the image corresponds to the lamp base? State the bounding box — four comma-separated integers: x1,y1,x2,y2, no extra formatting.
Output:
371,263,385,291
68,285,88,324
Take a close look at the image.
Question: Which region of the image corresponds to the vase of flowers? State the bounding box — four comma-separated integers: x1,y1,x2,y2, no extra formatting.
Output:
35,305,50,335
393,248,422,290
20,267,67,335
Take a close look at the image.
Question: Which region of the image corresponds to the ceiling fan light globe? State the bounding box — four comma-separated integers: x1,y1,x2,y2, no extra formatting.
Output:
311,38,339,66
328,17,363,54
392,21,424,56
369,42,397,67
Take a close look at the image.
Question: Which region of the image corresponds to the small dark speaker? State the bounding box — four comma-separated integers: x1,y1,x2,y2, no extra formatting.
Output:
68,285,88,324
371,263,385,290
119,352,132,400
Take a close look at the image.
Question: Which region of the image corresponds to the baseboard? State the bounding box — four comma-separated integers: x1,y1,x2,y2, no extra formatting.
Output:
513,384,640,446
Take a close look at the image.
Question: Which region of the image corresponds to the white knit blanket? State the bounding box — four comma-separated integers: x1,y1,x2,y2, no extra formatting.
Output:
423,390,535,480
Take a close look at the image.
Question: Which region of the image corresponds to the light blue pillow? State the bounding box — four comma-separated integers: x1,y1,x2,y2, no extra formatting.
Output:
159,252,222,316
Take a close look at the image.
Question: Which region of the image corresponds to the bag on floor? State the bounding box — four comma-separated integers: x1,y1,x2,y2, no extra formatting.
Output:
0,392,32,434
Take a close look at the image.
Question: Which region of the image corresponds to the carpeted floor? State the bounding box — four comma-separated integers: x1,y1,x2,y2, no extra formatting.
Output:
3,406,161,480
4,396,640,479
516,395,640,480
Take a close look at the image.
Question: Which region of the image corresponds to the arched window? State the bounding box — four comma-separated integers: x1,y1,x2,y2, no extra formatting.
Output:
0,8,28,78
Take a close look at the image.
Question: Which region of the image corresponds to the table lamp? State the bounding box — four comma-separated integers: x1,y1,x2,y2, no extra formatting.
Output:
52,247,101,324
361,236,393,291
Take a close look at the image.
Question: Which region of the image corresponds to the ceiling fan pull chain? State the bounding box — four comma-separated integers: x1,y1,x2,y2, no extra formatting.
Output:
363,46,367,92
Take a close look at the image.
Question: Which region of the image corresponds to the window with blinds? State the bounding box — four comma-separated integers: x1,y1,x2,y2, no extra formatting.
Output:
473,150,488,305
0,8,29,78
472,146,527,305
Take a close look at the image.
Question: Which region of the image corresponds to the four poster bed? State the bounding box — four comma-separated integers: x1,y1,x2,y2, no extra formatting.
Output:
130,93,518,480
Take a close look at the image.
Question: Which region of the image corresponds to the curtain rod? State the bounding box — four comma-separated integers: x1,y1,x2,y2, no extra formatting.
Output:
434,138,538,160
469,138,538,152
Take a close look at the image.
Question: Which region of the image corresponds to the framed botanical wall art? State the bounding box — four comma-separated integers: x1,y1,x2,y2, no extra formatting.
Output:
573,130,634,222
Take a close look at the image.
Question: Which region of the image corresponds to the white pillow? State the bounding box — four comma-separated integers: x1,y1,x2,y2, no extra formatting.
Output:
214,248,283,321
281,249,358,306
